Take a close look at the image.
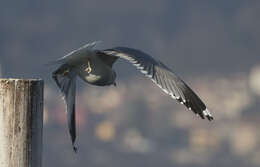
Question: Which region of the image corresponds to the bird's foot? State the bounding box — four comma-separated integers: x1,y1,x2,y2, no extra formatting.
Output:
63,69,70,76
86,67,92,73
86,59,92,73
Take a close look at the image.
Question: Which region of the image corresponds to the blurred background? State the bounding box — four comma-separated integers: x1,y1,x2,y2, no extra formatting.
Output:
1,0,260,167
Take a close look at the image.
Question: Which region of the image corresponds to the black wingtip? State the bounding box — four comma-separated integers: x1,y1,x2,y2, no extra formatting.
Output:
73,144,78,153
197,113,213,121
206,115,214,121
71,135,78,153
203,108,214,121
70,135,77,153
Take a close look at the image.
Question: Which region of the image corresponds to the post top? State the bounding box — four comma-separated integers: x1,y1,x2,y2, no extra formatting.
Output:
0,78,43,81
0,78,43,84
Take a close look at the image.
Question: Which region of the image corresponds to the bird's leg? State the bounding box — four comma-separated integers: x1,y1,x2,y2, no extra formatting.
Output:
86,58,92,73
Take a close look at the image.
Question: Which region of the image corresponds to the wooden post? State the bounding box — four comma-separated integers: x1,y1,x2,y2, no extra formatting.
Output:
0,79,43,167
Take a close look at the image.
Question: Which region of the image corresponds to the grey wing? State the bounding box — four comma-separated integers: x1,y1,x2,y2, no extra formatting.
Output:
52,64,78,152
102,47,213,121
47,41,101,66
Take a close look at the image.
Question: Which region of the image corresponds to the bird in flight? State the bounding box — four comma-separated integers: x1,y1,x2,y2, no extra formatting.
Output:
51,41,213,152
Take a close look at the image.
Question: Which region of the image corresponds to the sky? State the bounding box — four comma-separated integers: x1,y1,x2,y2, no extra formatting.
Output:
0,0,259,79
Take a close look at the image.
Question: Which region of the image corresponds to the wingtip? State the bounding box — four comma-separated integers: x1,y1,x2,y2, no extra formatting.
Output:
73,145,78,153
71,138,78,153
203,108,214,121
207,115,214,121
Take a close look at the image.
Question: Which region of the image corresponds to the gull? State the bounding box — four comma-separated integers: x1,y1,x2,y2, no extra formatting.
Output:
51,41,213,152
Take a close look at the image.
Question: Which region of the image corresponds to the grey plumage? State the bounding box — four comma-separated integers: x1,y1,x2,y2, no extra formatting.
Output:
52,64,77,151
51,42,213,152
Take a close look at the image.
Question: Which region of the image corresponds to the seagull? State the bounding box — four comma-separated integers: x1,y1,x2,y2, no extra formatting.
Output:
51,41,213,152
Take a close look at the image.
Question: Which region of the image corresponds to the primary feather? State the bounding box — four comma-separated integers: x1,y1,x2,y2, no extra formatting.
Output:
102,47,213,120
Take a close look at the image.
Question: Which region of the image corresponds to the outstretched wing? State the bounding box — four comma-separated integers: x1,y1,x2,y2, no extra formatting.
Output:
52,64,78,152
47,41,101,66
102,47,213,121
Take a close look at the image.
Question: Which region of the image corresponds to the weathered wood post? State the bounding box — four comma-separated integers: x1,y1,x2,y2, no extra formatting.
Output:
0,79,43,167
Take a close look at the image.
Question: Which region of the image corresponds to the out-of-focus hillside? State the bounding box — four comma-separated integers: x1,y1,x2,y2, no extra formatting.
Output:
43,65,260,167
